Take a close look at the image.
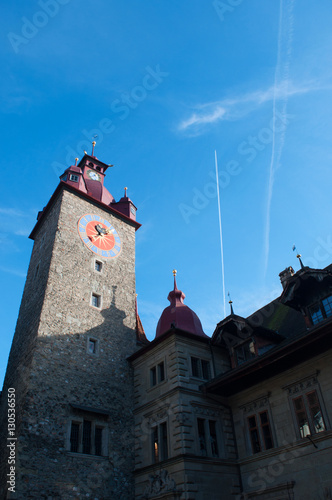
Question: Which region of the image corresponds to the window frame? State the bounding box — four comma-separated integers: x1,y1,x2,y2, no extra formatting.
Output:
149,360,166,388
87,337,99,356
196,417,220,458
308,294,332,325
234,338,256,366
190,356,211,380
292,389,326,439
68,417,107,456
91,293,101,309
94,260,103,273
151,421,168,463
246,409,274,455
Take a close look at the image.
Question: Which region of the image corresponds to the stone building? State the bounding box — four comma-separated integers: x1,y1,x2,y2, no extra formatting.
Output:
0,149,331,499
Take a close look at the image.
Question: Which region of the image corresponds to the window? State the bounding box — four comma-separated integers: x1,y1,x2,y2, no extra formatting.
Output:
150,366,157,386
196,418,219,457
95,260,102,272
247,411,274,454
69,174,79,182
91,293,101,308
191,357,211,380
293,390,326,438
150,361,165,387
309,295,332,325
69,419,105,456
87,338,98,355
309,304,324,324
235,340,256,365
322,296,332,317
152,422,168,462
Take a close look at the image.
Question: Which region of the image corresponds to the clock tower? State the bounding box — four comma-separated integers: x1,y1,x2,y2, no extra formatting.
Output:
0,149,141,499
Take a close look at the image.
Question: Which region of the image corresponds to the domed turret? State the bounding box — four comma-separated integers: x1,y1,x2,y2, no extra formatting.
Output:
155,271,208,339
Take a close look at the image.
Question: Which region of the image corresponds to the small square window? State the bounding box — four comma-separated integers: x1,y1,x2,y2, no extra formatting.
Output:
191,357,211,380
69,174,79,182
95,260,102,272
91,293,101,308
88,338,98,355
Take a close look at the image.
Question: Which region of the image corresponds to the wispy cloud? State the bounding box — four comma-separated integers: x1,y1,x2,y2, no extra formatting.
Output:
264,0,295,277
0,265,26,278
0,208,27,217
177,79,324,136
0,206,36,245
178,106,226,132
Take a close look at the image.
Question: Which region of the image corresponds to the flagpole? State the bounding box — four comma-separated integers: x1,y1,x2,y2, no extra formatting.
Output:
215,151,226,318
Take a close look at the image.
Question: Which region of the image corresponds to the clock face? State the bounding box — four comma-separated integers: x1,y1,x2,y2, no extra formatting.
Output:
77,214,122,259
87,169,101,181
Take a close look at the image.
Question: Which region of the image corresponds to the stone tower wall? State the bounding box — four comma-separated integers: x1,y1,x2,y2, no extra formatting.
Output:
0,186,138,499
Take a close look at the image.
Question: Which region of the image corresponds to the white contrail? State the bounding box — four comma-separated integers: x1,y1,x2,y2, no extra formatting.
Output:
215,150,226,318
264,0,295,277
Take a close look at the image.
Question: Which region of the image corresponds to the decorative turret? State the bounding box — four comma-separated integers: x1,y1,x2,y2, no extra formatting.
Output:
155,270,207,338
44,142,138,222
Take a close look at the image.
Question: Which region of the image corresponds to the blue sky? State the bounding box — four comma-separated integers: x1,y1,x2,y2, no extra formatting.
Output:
1,0,332,387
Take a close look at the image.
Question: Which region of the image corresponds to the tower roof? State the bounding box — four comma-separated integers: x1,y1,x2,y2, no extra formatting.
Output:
155,272,207,339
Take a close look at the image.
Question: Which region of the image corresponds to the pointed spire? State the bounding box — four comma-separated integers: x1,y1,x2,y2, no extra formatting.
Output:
228,292,234,315
168,270,185,305
173,269,178,290
292,245,305,269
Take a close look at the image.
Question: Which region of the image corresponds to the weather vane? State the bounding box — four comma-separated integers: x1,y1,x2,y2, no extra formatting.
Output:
292,245,304,269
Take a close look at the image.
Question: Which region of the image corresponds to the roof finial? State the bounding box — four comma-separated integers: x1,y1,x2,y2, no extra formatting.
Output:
124,187,128,198
75,158,78,166
172,269,178,291
228,292,234,315
91,141,96,156
292,245,304,269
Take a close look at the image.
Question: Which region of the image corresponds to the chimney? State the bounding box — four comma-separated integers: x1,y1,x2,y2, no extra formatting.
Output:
279,266,295,289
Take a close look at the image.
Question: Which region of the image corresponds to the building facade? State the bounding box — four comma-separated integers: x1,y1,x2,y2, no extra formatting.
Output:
0,150,331,499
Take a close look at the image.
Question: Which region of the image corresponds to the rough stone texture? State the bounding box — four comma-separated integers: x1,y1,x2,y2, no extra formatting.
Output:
0,186,138,499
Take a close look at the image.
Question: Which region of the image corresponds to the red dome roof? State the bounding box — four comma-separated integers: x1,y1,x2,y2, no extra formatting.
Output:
155,276,207,339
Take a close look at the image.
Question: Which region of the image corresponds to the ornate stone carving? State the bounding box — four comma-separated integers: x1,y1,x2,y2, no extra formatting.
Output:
190,402,223,418
239,394,270,414
142,469,178,498
282,372,319,395
175,412,189,425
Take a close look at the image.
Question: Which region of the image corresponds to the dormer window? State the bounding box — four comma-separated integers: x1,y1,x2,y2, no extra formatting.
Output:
309,295,332,325
235,339,256,366
69,174,79,182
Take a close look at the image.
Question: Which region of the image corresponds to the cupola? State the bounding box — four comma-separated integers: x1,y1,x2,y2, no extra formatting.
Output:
155,271,207,339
